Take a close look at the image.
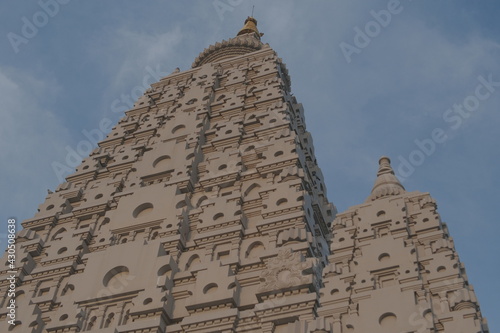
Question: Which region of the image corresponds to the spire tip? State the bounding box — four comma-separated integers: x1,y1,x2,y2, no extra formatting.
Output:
237,16,264,38
366,155,406,202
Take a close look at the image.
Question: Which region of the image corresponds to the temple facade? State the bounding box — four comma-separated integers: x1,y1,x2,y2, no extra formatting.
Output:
0,17,488,333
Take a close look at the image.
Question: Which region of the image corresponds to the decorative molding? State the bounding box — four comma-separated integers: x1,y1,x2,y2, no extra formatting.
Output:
192,34,263,68
258,248,312,292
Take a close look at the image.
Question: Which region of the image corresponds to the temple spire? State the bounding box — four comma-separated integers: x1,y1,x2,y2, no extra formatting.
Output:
366,156,406,202
237,16,263,39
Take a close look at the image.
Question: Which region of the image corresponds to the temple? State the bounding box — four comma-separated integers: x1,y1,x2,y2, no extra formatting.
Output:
0,17,489,333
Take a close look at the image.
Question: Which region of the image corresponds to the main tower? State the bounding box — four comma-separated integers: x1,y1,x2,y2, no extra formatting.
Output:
0,18,488,333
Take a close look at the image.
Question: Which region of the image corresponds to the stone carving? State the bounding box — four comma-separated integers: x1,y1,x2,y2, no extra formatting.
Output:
259,248,311,292
192,33,264,68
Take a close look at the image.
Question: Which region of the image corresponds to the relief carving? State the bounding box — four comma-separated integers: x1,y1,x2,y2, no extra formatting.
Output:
258,248,312,292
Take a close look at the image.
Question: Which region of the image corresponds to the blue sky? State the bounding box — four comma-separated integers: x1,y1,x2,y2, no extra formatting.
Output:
1,0,498,329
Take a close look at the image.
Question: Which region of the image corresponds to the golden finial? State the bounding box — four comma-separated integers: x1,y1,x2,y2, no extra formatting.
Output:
237,16,264,38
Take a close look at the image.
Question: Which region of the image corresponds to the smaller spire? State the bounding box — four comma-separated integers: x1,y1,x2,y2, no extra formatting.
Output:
366,156,405,202
237,16,264,39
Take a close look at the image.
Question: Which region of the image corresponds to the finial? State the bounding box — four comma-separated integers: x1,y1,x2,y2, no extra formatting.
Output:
365,156,406,202
237,16,264,38
377,156,394,177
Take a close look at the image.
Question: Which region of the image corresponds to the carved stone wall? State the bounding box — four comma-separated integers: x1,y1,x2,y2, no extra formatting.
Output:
0,21,488,333
0,30,334,333
315,191,488,332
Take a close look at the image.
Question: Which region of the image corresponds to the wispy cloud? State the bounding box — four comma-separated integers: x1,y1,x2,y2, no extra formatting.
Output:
86,25,185,106
0,67,71,243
